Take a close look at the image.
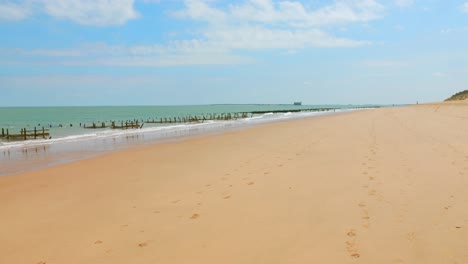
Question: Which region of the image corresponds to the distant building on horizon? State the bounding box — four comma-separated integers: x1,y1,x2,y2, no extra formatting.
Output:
294,102,302,106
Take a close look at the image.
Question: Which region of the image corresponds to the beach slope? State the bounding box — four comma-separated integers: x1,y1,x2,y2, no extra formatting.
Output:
1,102,468,264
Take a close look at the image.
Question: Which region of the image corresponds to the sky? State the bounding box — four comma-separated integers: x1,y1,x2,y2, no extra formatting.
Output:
0,0,468,106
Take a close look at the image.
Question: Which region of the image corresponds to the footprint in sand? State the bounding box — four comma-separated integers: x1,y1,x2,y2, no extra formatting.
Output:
345,230,360,258
172,200,180,204
190,213,200,219
223,196,231,199
347,230,357,237
362,214,370,220
37,261,46,264
138,242,148,247
406,232,415,242
247,182,255,185
94,240,103,245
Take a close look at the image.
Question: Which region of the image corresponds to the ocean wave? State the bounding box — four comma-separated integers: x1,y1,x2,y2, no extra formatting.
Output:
0,109,355,151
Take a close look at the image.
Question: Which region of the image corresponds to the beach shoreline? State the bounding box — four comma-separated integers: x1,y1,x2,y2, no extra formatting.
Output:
0,108,357,177
1,102,468,264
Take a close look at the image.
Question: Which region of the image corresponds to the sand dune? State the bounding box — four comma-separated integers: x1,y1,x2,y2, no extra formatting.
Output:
1,102,468,264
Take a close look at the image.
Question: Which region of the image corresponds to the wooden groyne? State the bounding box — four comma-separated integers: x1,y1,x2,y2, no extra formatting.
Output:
0,127,50,141
1,106,383,142
83,120,143,129
145,112,251,124
247,108,335,115
83,122,109,129
111,121,143,129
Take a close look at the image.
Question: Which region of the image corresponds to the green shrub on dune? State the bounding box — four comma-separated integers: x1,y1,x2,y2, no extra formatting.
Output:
445,90,468,101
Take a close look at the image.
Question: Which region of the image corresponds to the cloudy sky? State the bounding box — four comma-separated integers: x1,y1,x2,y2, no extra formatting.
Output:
1,0,467,106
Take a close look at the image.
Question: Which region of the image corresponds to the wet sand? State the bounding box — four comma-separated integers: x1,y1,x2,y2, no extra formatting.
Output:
1,102,468,264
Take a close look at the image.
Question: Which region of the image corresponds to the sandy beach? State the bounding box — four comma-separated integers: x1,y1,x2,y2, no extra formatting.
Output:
1,102,468,264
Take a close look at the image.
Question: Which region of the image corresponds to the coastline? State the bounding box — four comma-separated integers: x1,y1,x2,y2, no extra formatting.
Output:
0,108,354,177
1,102,468,263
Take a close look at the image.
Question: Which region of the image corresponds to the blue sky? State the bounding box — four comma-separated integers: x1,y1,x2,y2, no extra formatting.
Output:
0,0,468,106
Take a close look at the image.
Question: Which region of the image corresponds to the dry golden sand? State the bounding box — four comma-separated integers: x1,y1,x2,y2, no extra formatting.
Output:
1,102,468,264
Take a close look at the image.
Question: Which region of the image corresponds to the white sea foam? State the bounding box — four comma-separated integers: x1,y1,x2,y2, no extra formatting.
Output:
0,109,356,152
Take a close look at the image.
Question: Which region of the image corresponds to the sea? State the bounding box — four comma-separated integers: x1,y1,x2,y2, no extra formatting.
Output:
0,104,372,176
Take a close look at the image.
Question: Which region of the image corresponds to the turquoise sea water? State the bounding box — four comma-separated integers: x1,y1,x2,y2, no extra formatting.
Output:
0,104,371,176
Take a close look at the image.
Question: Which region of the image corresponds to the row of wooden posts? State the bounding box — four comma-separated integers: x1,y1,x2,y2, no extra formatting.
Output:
84,121,143,129
82,112,253,129
0,127,50,140
146,112,251,124
1,108,354,141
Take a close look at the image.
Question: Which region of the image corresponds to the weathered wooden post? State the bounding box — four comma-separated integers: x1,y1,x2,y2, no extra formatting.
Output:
34,127,37,139
23,128,26,140
42,127,45,138
1,128,4,137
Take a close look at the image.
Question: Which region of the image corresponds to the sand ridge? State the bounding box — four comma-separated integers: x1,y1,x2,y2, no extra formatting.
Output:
1,103,468,264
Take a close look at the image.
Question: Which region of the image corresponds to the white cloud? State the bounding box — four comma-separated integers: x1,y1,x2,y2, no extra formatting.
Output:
1,41,254,66
433,72,446,77
395,0,415,8
440,26,468,34
171,0,379,53
0,2,30,20
175,0,226,22
0,0,140,26
42,0,140,26
360,59,409,68
0,0,383,66
462,2,468,13
178,0,384,27
139,0,163,3
203,26,368,49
